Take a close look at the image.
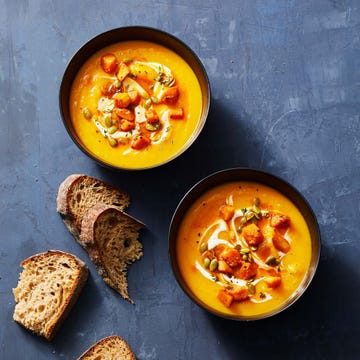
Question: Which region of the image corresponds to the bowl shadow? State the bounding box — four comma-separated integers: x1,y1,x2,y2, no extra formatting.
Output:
204,247,360,360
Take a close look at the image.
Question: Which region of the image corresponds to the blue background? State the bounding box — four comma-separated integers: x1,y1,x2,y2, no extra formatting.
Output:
0,1,359,359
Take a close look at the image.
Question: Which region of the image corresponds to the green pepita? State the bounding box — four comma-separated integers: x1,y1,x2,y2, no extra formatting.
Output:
108,125,118,134
203,257,210,268
144,98,152,109
247,282,256,295
265,255,280,266
83,107,92,119
199,242,207,253
145,122,160,131
209,259,218,272
108,137,118,147
104,115,113,128
254,205,261,215
246,211,255,221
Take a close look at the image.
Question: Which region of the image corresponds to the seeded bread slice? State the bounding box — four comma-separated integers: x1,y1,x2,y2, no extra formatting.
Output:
56,174,130,240
13,250,88,341
78,335,136,360
79,204,144,303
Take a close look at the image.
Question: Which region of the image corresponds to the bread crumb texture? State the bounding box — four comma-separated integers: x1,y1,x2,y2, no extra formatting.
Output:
78,335,136,360
81,205,144,303
57,174,130,234
12,250,88,340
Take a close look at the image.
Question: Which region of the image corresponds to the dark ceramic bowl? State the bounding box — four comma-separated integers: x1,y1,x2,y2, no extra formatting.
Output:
169,168,321,320
59,26,210,170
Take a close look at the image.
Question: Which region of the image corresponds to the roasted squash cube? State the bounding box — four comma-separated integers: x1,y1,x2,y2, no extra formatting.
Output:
217,289,233,308
218,260,233,274
228,286,249,301
272,232,290,253
116,62,130,82
236,261,258,280
243,223,264,246
264,276,282,288
100,53,119,74
113,92,131,108
219,204,235,221
270,213,290,229
219,247,242,267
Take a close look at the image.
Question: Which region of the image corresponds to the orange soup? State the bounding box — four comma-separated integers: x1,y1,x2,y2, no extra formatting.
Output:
176,182,312,318
69,41,203,169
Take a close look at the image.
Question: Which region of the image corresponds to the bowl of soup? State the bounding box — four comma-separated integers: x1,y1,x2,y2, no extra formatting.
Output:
169,168,321,320
59,27,210,170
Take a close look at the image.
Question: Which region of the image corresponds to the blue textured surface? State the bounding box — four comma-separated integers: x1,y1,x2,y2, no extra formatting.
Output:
1,1,359,359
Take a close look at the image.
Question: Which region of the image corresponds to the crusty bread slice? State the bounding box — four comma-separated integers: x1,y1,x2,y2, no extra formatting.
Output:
57,174,130,240
79,204,144,303
13,250,88,341
78,335,136,360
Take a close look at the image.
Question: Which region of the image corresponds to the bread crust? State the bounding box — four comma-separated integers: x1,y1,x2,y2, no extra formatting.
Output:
56,174,131,239
77,335,136,360
56,174,84,215
57,174,144,303
80,204,144,303
13,250,89,341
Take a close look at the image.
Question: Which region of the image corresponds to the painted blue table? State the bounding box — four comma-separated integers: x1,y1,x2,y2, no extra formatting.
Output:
1,1,359,359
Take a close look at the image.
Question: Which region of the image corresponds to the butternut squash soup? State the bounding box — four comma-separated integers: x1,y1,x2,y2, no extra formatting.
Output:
176,181,312,318
69,40,203,169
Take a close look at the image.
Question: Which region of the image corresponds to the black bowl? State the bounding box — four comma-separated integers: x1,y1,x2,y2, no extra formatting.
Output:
59,26,210,170
169,168,321,320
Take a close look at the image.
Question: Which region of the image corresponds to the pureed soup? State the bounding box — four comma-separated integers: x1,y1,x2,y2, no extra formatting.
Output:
176,181,312,318
69,41,203,169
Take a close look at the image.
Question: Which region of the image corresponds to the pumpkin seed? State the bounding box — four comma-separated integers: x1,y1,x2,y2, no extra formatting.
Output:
254,204,261,215
108,137,117,147
209,259,218,272
145,122,160,131
247,281,256,294
83,107,92,119
265,255,280,266
104,115,113,127
144,98,152,108
199,242,207,253
108,125,118,134
203,257,210,268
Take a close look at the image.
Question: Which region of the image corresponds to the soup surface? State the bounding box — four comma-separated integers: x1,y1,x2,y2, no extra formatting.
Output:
70,41,203,169
176,181,312,317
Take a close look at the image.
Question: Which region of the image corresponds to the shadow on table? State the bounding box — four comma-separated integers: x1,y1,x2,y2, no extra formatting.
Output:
50,270,103,353
205,249,360,360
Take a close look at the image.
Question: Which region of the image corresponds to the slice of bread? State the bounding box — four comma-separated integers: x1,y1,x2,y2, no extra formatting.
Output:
57,174,130,240
13,250,88,341
78,335,136,360
80,204,144,303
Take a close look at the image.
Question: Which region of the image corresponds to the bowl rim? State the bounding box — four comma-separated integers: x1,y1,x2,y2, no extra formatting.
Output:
168,167,321,321
59,26,211,171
